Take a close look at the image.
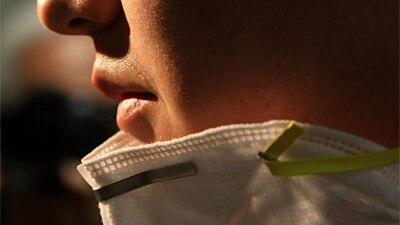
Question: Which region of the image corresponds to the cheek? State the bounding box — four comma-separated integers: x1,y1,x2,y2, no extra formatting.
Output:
123,0,166,71
123,0,184,97
122,0,269,133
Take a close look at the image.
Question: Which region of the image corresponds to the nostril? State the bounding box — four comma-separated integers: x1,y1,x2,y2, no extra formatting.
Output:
69,18,86,26
68,18,94,27
67,18,100,34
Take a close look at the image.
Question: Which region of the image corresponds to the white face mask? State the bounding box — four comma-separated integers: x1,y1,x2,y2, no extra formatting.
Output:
78,120,399,225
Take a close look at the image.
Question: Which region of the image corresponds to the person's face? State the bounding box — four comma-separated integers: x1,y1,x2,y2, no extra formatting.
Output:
38,0,286,144
37,1,399,147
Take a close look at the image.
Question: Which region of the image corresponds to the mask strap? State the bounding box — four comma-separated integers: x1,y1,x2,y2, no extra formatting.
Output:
93,162,197,202
258,121,400,176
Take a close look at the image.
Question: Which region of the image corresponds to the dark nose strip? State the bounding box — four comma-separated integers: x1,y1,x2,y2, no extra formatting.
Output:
93,162,198,202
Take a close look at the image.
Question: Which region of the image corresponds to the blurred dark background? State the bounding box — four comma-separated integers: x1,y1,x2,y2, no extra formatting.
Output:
1,1,118,224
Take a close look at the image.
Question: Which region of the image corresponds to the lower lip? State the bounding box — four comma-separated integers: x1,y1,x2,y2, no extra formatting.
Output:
116,98,151,132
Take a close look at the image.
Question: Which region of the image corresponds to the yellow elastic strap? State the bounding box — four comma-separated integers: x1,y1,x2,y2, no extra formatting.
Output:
259,121,400,176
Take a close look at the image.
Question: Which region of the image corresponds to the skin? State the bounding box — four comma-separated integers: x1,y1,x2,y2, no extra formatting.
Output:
37,0,398,147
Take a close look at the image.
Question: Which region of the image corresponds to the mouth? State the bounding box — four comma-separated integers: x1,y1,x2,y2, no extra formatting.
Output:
91,62,158,142
120,92,158,101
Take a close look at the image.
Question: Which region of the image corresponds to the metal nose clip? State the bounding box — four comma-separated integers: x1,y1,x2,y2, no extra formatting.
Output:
93,161,197,202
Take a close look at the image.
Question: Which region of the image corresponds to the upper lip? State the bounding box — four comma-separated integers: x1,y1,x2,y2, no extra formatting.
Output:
92,62,157,101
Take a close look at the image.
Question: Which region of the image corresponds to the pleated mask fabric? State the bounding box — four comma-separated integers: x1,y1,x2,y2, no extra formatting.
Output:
78,120,399,225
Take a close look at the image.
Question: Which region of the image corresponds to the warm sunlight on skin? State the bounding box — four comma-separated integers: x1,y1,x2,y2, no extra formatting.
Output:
37,0,398,147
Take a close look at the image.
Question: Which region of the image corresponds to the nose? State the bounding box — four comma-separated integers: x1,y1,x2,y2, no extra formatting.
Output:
37,0,122,35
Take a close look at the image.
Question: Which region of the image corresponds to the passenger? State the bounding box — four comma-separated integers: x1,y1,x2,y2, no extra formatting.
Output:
37,1,399,225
